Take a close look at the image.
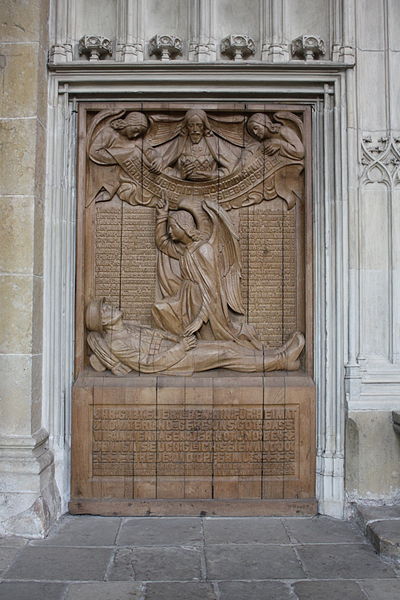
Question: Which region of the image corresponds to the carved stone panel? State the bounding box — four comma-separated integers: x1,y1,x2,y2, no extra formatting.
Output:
72,102,314,514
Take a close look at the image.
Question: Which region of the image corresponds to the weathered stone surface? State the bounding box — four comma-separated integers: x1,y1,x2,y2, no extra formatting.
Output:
0,547,21,575
218,580,292,600
356,504,400,527
0,197,35,274
293,580,367,600
366,520,400,561
66,582,143,600
0,582,66,600
0,0,42,42
205,544,305,579
31,516,121,547
204,517,289,544
0,275,34,354
117,517,203,546
296,544,397,579
0,535,27,547
283,516,364,543
0,44,39,118
0,354,34,435
4,546,113,580
0,119,38,196
109,547,202,581
145,582,216,600
359,579,400,600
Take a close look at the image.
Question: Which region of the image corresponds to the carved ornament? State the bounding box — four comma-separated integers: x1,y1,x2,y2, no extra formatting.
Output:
78,35,112,61
221,35,256,61
361,135,400,185
149,35,183,61
291,35,325,61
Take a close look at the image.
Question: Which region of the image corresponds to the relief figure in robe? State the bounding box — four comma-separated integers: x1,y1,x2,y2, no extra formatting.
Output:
151,196,261,348
86,299,305,376
242,112,305,209
87,111,162,204
160,109,241,181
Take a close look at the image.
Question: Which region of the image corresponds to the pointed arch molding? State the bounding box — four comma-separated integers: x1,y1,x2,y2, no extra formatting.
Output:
44,63,352,518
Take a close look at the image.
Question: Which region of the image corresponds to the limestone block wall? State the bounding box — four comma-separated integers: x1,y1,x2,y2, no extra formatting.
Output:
345,0,400,505
0,0,60,536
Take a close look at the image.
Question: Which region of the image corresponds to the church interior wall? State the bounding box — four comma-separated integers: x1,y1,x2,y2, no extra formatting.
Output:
0,0,399,536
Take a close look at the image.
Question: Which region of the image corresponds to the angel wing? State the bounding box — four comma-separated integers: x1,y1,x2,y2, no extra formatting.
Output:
272,111,304,139
202,200,245,314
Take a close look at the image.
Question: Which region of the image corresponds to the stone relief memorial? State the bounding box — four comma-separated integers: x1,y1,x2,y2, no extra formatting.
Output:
71,103,315,514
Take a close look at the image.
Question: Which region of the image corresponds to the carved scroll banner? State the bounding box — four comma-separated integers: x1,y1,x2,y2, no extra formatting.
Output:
71,103,315,515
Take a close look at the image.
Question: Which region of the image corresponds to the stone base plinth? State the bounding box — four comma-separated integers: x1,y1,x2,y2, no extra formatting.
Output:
70,371,316,516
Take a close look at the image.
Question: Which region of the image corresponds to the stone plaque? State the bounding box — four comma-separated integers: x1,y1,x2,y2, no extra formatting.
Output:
71,102,314,514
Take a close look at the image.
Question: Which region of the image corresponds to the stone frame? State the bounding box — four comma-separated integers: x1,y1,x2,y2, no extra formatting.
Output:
44,62,353,518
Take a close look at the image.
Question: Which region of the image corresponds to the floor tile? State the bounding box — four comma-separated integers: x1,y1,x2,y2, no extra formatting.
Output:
109,546,202,582
293,580,368,599
0,547,20,575
204,517,289,544
296,544,397,579
4,546,113,581
283,516,365,544
30,516,121,547
0,582,66,600
206,544,305,580
117,517,202,546
144,582,216,599
65,582,143,599
359,579,400,600
218,580,293,599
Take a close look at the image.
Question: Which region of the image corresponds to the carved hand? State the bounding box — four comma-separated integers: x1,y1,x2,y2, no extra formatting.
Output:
156,194,169,216
182,335,197,351
263,141,281,155
148,156,163,174
184,316,203,336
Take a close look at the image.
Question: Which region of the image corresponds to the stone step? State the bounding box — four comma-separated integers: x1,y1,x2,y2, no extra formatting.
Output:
355,504,400,564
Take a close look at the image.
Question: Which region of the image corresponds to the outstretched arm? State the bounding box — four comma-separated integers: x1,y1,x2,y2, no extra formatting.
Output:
155,197,182,259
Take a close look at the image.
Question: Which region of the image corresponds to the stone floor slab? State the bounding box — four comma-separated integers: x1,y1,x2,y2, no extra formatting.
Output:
204,517,289,545
109,546,202,582
218,580,293,599
293,580,368,599
31,516,121,547
206,544,305,580
65,582,143,599
117,517,202,547
0,582,66,600
367,520,400,560
4,546,113,581
359,579,400,600
283,516,365,544
357,505,400,524
296,544,397,579
0,536,27,548
145,582,216,599
0,547,21,575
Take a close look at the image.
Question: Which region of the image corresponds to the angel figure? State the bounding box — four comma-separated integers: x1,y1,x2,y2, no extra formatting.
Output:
148,108,243,181
151,196,261,349
243,112,305,209
87,111,162,204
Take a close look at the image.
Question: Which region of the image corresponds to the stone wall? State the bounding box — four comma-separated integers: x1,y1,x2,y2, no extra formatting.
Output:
0,0,60,536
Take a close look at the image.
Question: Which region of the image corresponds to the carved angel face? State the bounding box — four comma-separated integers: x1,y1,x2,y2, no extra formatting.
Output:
186,115,205,144
122,125,145,139
168,219,188,243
